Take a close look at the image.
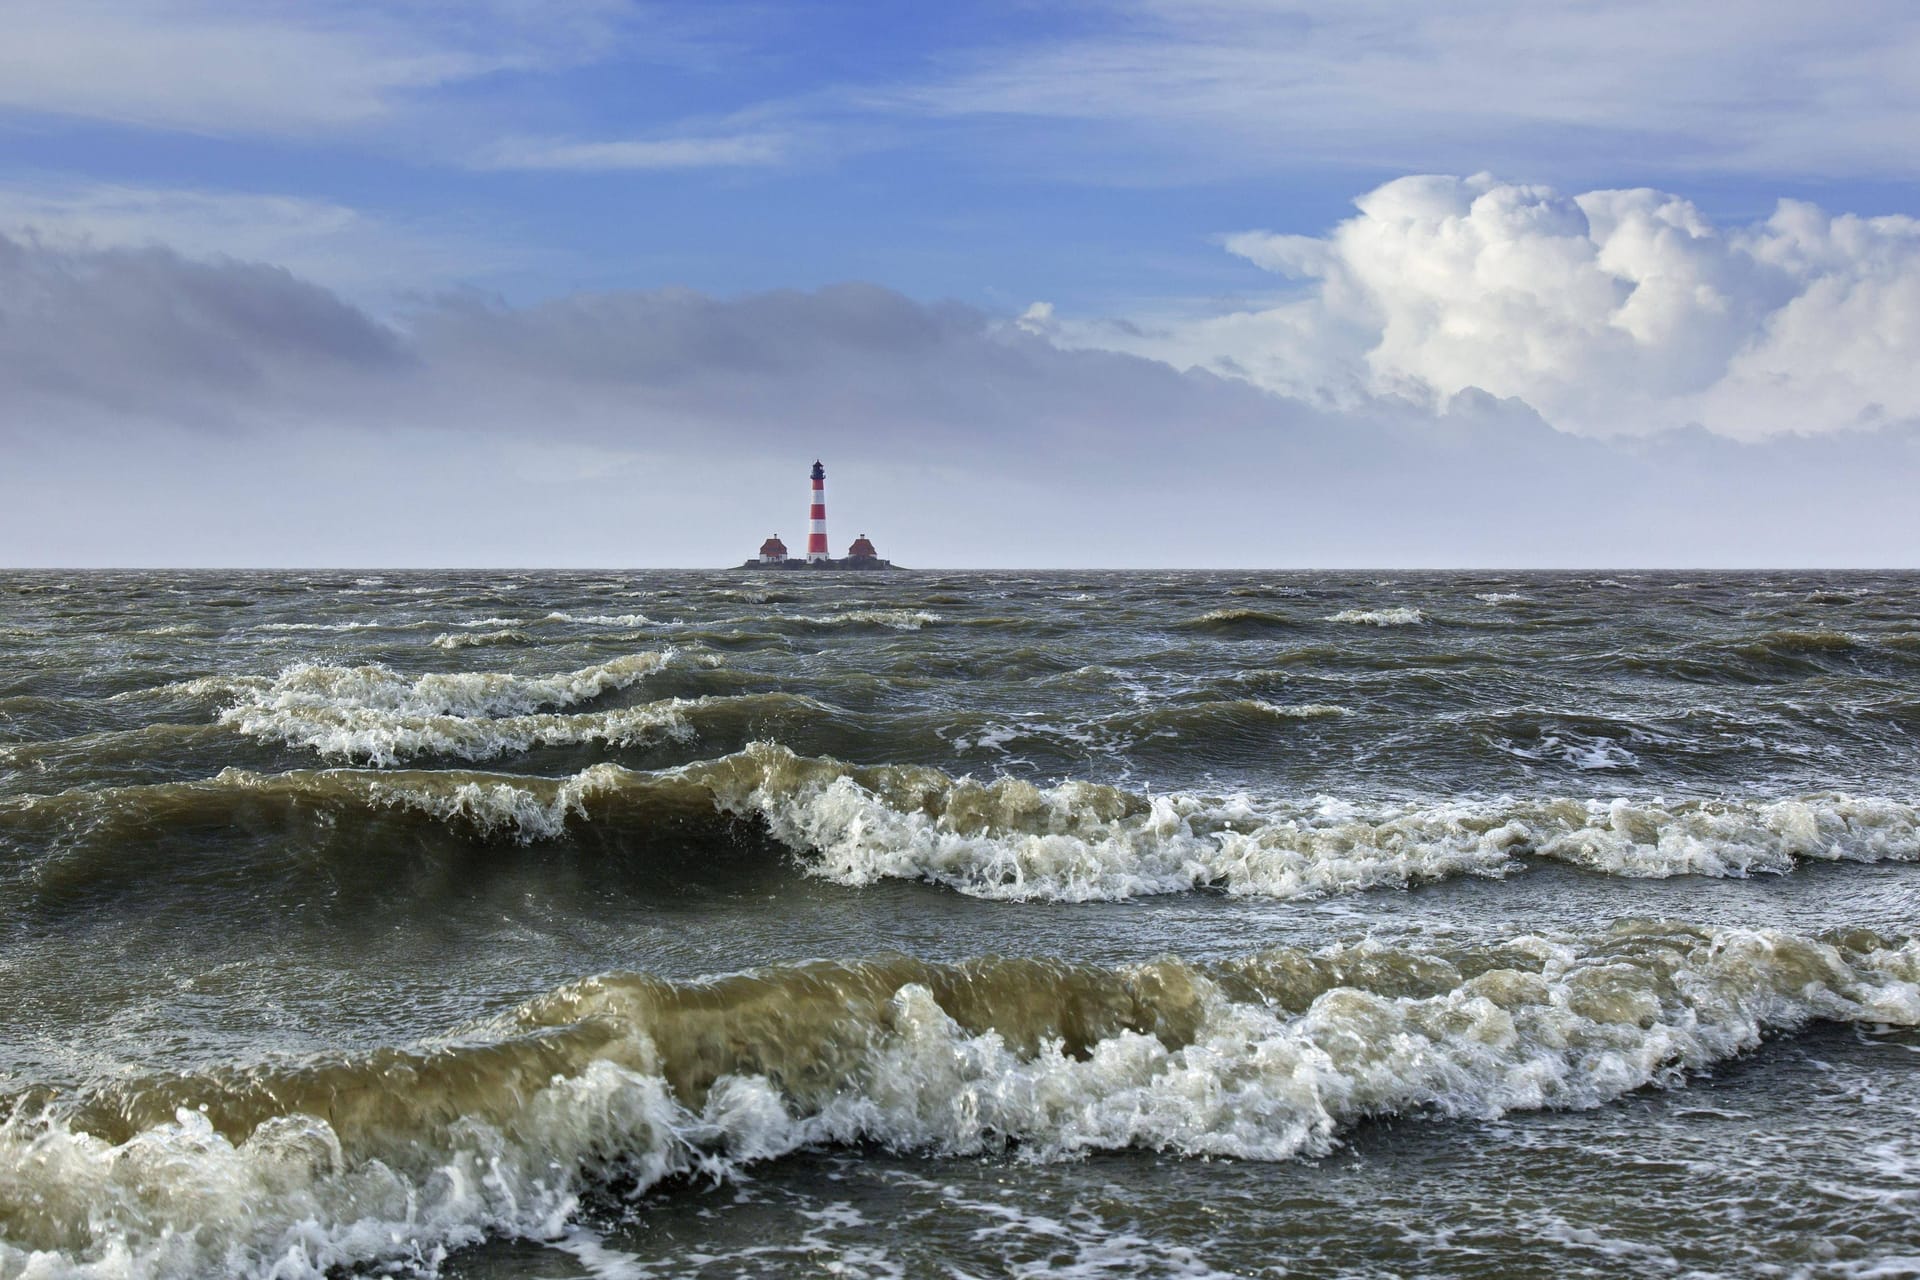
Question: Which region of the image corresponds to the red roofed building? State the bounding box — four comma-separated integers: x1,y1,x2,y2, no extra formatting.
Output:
847,535,878,560
758,536,788,564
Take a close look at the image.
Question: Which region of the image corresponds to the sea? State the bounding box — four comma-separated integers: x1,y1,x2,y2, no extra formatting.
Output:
1,569,1917,1279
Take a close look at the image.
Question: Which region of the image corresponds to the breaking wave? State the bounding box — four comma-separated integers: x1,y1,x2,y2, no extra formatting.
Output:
1245,700,1347,720
541,611,655,627
1324,607,1425,627
1186,608,1295,631
14,745,1919,899
779,610,941,631
2,924,1914,1278
202,652,679,765
428,628,533,650
694,746,1920,900
246,620,392,634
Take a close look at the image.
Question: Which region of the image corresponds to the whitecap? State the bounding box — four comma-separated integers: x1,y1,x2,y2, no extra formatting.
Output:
1323,607,1424,627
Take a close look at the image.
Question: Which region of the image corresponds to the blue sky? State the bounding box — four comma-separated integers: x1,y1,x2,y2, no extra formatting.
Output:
8,0,1914,309
3,1,1920,564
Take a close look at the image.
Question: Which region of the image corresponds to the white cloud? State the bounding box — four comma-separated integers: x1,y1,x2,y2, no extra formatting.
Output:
902,0,1920,181
0,0,634,136
479,131,789,171
1055,174,1920,438
5,227,1919,566
0,179,516,301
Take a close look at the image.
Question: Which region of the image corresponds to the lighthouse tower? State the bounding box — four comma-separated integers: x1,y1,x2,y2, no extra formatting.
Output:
806,461,829,563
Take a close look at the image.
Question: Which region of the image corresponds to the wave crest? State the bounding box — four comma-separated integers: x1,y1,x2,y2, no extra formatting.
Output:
6,925,1916,1278
12,746,1919,896
1324,607,1425,626
1183,607,1294,630
209,652,678,765
783,609,941,631
700,746,1920,901
428,628,534,650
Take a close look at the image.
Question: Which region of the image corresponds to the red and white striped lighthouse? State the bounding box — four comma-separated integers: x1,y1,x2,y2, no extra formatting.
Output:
806,460,829,563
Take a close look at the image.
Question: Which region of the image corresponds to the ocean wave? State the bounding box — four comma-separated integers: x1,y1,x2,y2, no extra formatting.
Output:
713,588,797,604
3,924,1914,1278
1245,700,1346,720
1733,629,1862,658
230,701,697,766
1324,607,1425,627
1496,730,1642,771
11,746,1919,895
1185,608,1294,630
781,610,942,631
1474,592,1527,605
1119,699,1348,741
428,628,534,650
701,746,1920,900
0,721,230,778
0,763,707,859
208,652,679,765
542,611,656,627
931,698,1349,761
133,623,217,637
247,620,392,634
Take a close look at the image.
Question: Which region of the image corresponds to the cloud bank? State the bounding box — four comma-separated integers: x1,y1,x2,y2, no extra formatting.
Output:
1037,174,1920,441
2,183,1918,566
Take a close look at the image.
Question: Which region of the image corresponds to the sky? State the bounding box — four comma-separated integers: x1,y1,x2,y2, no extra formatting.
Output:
3,0,1919,567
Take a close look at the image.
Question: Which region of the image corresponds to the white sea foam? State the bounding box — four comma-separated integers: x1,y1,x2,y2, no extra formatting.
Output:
266,743,1920,899
784,610,940,630
542,611,656,627
1247,702,1347,719
1,926,1914,1279
210,652,677,765
1475,592,1528,605
1190,607,1291,627
950,723,1029,754
429,628,533,650
1499,731,1643,772
1324,607,1425,626
256,701,698,766
368,761,638,840
248,620,391,633
700,746,1920,901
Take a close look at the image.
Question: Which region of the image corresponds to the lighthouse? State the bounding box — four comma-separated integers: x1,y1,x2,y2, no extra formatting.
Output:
806,460,829,563
735,461,898,569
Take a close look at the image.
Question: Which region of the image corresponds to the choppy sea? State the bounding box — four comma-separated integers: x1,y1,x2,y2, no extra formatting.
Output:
2,569,1917,1278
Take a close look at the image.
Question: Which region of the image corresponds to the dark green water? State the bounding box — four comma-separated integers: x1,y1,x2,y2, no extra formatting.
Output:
1,570,1916,1278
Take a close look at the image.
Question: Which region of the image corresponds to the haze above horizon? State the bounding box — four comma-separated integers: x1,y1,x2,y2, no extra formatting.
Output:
4,0,1919,568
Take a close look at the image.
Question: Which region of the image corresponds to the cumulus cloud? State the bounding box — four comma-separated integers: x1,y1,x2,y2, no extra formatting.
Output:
2,227,1918,566
1053,174,1920,439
